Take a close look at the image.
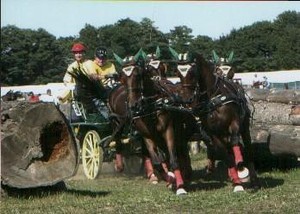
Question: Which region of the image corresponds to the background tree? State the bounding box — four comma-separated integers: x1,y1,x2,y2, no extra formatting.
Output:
1,26,65,85
1,11,299,86
167,25,194,53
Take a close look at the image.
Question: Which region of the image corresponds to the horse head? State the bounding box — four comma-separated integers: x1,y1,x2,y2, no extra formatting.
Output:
212,50,235,79
143,46,167,80
169,47,200,104
114,49,153,109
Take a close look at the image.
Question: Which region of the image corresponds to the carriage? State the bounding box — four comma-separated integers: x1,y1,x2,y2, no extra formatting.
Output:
64,78,144,180
66,99,113,179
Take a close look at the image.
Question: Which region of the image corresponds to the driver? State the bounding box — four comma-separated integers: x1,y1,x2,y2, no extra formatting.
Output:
85,47,117,87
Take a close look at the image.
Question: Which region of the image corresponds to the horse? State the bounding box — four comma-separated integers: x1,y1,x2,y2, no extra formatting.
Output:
143,46,168,80
145,48,216,174
169,49,259,192
211,50,236,80
68,66,161,183
114,49,198,195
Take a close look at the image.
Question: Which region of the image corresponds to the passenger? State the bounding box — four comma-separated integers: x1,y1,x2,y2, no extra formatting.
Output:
63,42,88,85
58,42,89,103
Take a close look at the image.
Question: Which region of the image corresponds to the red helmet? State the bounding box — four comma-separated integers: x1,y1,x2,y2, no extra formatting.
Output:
71,43,86,52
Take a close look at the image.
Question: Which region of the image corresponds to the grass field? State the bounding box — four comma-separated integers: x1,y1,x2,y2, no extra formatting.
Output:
1,152,300,214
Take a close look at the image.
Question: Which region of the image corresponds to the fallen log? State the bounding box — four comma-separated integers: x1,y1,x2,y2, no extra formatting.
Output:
246,88,300,104
269,125,300,157
1,101,79,188
252,101,298,125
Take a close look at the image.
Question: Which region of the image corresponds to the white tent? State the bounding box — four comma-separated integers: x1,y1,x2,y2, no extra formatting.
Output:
1,83,74,98
234,70,300,86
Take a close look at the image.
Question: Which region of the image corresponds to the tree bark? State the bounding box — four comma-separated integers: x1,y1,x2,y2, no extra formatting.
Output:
248,89,300,158
1,101,79,188
246,88,300,104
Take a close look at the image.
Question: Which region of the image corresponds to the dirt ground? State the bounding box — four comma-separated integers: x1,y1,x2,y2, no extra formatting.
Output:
69,156,144,180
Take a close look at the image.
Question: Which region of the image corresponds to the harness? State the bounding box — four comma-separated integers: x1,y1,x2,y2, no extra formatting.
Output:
194,76,250,119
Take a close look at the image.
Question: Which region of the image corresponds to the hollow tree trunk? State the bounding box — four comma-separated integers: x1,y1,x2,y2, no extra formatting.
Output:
1,101,79,188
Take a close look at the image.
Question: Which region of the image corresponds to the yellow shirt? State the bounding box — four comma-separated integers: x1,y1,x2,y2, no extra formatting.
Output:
60,60,92,103
63,60,93,84
84,60,117,85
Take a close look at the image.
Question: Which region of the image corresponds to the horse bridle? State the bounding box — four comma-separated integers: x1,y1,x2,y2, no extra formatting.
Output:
122,64,144,94
176,63,200,104
146,60,163,80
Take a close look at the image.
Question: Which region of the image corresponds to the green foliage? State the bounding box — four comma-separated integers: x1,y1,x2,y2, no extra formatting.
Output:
1,11,299,86
1,25,66,85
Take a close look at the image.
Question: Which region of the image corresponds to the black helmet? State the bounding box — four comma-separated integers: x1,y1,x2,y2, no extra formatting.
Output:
95,47,107,59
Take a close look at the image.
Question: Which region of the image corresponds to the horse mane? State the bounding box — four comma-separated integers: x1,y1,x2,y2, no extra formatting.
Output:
69,67,107,100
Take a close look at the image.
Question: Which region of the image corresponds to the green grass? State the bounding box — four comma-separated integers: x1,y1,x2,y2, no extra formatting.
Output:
2,152,300,214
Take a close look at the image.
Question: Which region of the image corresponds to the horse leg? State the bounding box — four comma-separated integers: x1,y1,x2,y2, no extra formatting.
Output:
229,121,251,180
241,121,260,188
229,123,244,167
114,138,124,172
177,141,192,183
226,150,244,192
206,143,216,174
163,121,186,195
198,124,215,174
144,157,159,184
143,137,177,188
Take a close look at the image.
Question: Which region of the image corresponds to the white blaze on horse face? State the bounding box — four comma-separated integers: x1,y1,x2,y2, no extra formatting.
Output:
177,64,192,77
149,60,160,69
122,66,135,77
218,65,232,75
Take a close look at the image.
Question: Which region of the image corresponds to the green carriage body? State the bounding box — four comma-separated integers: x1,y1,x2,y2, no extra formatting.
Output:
67,101,115,179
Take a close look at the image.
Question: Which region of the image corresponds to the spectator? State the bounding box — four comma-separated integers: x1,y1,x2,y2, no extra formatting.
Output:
262,76,270,89
28,92,40,103
252,73,261,88
39,89,58,104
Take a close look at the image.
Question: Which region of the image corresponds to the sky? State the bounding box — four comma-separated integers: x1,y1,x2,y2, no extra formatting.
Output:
1,0,300,40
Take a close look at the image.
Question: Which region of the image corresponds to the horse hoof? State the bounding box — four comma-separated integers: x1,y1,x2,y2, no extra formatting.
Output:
233,185,244,192
149,174,158,184
238,167,250,183
176,188,187,195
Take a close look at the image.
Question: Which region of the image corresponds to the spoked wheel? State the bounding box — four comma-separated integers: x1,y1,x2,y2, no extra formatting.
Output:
82,130,103,179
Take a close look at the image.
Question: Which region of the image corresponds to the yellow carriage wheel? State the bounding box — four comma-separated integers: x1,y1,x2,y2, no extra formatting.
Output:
82,130,103,179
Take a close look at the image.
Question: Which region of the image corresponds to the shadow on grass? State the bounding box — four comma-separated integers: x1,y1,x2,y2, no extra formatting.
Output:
2,181,110,199
189,160,286,192
188,161,228,192
257,176,284,189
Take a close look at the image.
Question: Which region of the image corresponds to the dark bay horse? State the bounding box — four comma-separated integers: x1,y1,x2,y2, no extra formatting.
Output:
170,50,259,192
145,48,216,175
212,50,236,80
114,50,198,195
68,66,161,183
